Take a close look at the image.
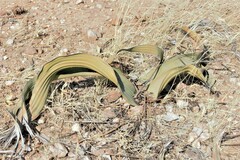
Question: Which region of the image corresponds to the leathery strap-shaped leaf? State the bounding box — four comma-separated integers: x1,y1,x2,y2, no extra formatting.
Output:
17,53,137,121
147,64,207,99
117,44,164,83
154,53,199,79
117,44,164,62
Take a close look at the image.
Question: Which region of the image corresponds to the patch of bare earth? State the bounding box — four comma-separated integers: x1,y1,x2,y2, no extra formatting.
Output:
1,0,240,159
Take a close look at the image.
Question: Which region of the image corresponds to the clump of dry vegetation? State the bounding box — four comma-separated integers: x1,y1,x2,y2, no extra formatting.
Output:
1,0,240,159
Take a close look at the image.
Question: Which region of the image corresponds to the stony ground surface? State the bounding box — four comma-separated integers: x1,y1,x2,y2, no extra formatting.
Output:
1,0,240,159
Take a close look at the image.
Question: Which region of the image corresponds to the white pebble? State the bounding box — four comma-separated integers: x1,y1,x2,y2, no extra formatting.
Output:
112,117,120,123
76,0,84,4
230,77,238,84
60,19,65,24
192,127,203,136
87,30,98,38
10,23,20,30
3,55,8,60
96,4,102,9
6,38,14,45
102,154,111,160
72,123,80,132
63,0,70,3
5,80,15,86
177,99,188,108
165,104,173,112
162,112,179,122
38,118,45,124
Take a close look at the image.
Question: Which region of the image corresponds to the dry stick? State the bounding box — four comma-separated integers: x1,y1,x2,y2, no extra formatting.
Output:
142,95,151,139
87,151,141,159
77,122,129,144
223,133,240,140
220,133,240,146
213,131,226,160
231,41,240,61
221,143,240,146
100,122,127,136
221,63,234,74
65,120,121,124
134,62,162,99
158,140,174,160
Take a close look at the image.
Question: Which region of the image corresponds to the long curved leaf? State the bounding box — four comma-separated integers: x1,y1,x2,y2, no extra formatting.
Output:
117,44,164,62
17,53,137,121
117,44,164,83
147,65,207,99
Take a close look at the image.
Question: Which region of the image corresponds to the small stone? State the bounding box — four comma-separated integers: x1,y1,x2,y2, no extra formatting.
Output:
37,30,48,37
177,99,189,108
128,72,138,81
31,6,38,10
3,55,8,60
1,67,8,74
162,112,179,122
61,48,68,53
105,90,121,103
112,117,120,123
0,48,6,53
230,77,238,84
49,143,68,158
192,127,203,136
91,148,114,157
192,139,201,148
38,117,45,124
68,152,76,157
188,132,196,143
102,154,111,160
18,67,25,71
72,123,80,132
10,23,20,30
82,156,91,160
76,0,84,4
6,38,14,45
110,17,123,26
96,4,102,9
165,104,173,112
0,10,6,16
21,57,27,64
60,19,65,24
5,80,15,86
199,131,210,141
6,95,16,102
128,105,144,118
63,0,70,3
25,47,37,55
100,107,116,120
87,29,98,40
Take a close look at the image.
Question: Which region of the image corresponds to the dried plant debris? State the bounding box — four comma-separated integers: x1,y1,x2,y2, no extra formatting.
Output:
12,6,27,15
181,26,200,43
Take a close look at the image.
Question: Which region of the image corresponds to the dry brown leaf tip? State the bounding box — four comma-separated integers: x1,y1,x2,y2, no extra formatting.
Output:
181,26,200,43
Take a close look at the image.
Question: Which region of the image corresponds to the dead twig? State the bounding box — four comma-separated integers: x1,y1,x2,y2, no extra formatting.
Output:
158,140,174,160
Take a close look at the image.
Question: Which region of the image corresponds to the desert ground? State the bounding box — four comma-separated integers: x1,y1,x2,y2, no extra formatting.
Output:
0,0,240,159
